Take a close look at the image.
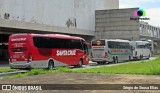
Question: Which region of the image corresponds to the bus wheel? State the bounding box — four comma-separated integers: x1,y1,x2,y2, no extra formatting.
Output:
140,55,143,59
129,56,131,61
140,55,142,59
116,56,118,63
78,59,83,67
102,62,106,65
48,60,54,70
146,55,150,59
97,62,101,65
113,57,116,63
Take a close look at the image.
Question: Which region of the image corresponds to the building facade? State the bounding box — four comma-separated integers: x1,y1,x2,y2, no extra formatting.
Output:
0,0,119,61
95,8,160,54
95,8,140,40
0,0,119,33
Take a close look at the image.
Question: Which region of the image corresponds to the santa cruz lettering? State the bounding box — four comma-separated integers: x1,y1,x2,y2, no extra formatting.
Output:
56,50,76,56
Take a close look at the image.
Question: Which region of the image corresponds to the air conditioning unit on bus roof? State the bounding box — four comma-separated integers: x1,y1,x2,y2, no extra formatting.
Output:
54,34,71,37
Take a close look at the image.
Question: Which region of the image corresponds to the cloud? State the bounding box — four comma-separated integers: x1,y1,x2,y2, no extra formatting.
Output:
145,8,160,27
119,0,139,8
119,0,160,8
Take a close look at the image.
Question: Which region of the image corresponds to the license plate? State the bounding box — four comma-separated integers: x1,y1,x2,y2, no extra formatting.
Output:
15,65,22,68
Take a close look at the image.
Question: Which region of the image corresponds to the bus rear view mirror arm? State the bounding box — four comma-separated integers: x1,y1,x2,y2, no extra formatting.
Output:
131,46,135,50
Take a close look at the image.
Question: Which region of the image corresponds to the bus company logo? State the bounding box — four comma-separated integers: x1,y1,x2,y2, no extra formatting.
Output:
11,38,27,41
56,50,76,56
96,41,101,46
111,49,128,53
130,8,150,21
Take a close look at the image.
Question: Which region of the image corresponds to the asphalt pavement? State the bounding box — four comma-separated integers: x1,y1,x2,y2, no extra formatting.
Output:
0,57,157,69
0,60,9,68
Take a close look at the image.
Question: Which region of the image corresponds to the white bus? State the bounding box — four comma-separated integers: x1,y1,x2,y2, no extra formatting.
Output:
91,39,132,64
130,41,151,60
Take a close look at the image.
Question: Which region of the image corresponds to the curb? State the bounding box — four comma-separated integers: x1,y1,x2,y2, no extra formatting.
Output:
0,70,28,79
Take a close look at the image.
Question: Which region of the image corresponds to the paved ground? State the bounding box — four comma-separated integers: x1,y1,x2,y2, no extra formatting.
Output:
0,60,9,68
0,73,160,93
0,57,156,69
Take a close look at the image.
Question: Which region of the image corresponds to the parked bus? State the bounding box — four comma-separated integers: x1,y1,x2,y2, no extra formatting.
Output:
130,41,151,59
8,34,90,69
91,39,132,64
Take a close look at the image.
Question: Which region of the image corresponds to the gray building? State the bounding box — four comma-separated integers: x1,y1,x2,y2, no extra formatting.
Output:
0,0,119,39
0,0,119,61
95,8,140,40
95,8,160,54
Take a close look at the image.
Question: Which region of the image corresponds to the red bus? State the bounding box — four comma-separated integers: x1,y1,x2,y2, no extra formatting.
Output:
8,34,90,69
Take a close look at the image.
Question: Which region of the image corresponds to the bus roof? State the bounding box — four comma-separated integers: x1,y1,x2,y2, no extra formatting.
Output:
135,41,149,43
135,41,149,45
11,33,85,41
93,39,130,42
130,41,150,46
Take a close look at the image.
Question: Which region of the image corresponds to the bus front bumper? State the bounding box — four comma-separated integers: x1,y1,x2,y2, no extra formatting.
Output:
91,58,107,62
9,62,31,69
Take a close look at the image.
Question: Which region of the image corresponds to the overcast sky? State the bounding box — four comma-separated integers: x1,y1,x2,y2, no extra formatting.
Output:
119,0,160,27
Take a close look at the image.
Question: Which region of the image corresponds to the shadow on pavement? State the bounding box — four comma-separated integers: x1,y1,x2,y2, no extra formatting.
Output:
0,60,9,67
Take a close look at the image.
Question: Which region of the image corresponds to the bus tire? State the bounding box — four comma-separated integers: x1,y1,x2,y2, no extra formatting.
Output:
78,59,83,67
129,56,131,61
97,62,101,65
102,62,106,65
146,55,150,59
140,55,143,59
113,57,116,63
140,55,142,59
116,56,118,63
48,60,54,70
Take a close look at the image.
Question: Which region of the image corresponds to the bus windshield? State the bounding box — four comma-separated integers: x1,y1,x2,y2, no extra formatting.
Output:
92,40,105,46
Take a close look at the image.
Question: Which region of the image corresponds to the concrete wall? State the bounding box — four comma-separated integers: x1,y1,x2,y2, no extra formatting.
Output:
95,8,140,40
0,0,119,31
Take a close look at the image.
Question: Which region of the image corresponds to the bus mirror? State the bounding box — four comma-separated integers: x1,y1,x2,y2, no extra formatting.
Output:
83,42,91,46
131,46,135,50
